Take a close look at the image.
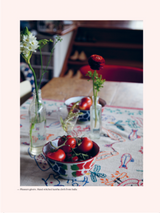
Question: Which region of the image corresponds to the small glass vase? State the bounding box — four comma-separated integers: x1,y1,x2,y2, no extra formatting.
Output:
90,96,102,139
57,106,79,136
28,89,46,155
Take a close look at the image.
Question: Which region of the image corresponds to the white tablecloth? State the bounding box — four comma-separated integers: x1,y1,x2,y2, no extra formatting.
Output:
20,98,143,186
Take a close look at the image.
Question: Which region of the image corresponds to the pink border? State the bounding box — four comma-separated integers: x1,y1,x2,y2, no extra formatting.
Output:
29,98,143,110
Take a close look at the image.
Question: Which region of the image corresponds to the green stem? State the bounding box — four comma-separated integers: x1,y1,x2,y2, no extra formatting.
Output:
38,48,45,90
28,62,41,127
28,63,39,106
50,139,68,150
93,71,97,128
60,101,83,133
38,39,59,89
29,123,35,151
72,148,89,160
38,48,44,90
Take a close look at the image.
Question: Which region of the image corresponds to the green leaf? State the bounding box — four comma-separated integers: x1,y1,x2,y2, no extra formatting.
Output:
86,70,105,94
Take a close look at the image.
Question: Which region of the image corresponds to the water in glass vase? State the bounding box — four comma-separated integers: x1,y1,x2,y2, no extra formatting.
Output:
29,89,47,155
29,120,46,155
90,96,102,139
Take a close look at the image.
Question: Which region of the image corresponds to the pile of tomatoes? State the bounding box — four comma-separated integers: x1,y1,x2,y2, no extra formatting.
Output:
47,135,94,162
68,96,93,111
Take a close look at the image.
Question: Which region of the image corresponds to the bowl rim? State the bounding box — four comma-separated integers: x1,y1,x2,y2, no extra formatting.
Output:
64,96,106,112
42,138,100,164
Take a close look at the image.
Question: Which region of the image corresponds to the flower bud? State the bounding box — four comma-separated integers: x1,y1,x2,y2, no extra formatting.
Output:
88,54,105,70
22,26,30,36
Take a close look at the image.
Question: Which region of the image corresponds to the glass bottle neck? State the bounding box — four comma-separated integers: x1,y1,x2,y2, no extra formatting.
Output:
33,89,42,100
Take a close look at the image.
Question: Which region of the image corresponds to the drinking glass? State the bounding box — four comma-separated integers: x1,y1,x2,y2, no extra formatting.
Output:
57,105,80,136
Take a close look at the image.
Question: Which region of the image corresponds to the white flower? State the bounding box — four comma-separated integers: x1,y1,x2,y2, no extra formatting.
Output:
22,35,30,43
27,44,37,52
23,47,30,57
21,33,39,55
20,42,23,53
22,41,28,49
29,40,39,52
28,33,36,42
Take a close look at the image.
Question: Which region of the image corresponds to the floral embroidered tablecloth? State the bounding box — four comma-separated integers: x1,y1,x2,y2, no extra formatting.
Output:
20,98,143,186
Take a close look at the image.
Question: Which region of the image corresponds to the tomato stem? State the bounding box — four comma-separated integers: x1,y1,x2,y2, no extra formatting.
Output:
72,148,89,159
50,138,68,150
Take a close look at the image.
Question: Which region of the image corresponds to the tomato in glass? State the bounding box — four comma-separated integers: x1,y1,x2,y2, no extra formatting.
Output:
78,137,93,153
47,149,66,162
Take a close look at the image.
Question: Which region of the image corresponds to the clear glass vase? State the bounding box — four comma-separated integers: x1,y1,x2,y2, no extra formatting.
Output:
57,106,79,136
28,89,46,155
90,96,102,139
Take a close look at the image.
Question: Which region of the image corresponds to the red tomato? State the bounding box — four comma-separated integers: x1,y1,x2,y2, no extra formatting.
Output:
58,136,65,145
72,156,79,162
58,135,72,145
79,97,92,110
47,149,66,162
58,135,72,146
66,153,72,159
58,137,76,153
58,137,64,147
78,137,93,153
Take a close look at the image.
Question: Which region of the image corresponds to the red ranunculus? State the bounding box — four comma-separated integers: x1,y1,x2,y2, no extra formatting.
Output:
88,54,105,70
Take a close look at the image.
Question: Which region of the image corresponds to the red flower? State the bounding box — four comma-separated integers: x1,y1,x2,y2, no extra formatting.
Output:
88,54,105,70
